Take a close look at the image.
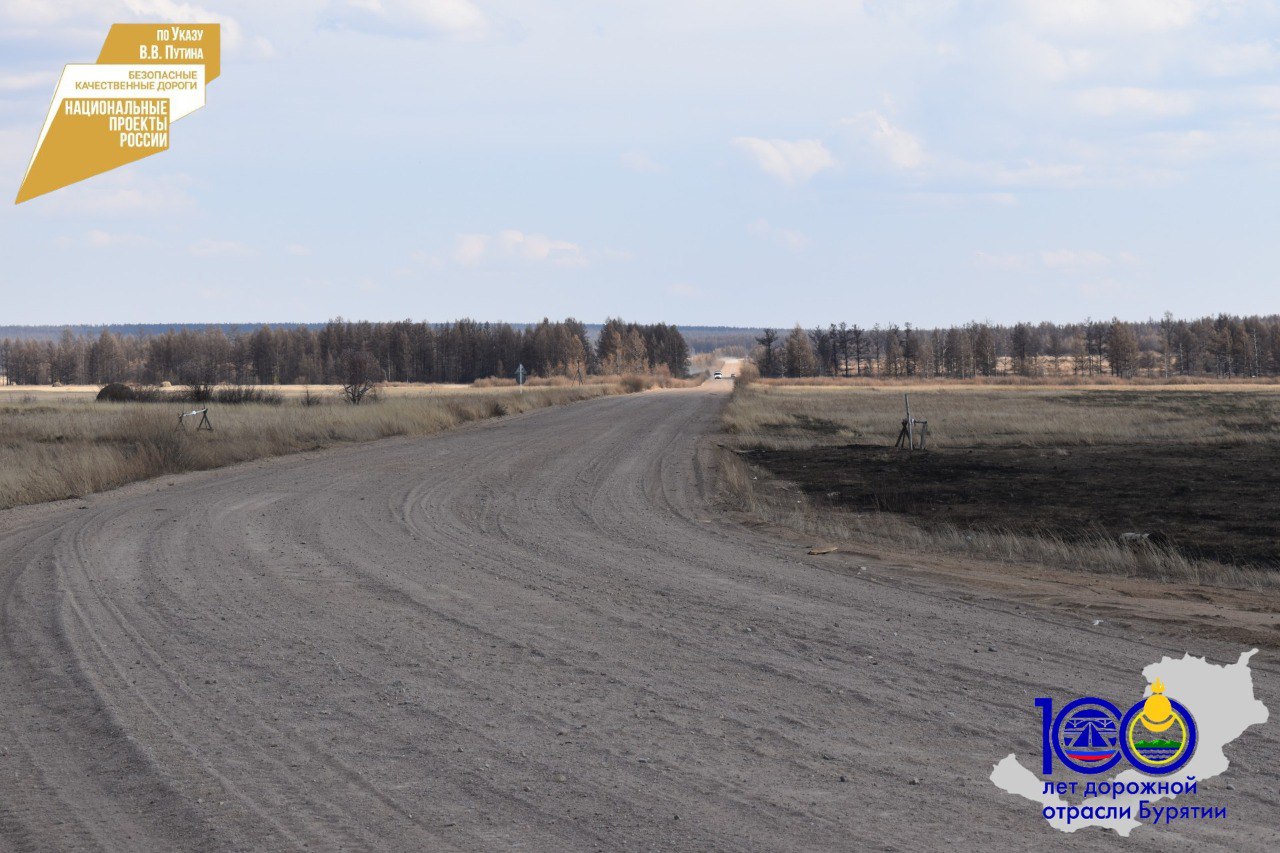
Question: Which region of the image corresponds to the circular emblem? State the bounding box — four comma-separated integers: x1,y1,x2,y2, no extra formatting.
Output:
1051,697,1123,774
1118,680,1197,775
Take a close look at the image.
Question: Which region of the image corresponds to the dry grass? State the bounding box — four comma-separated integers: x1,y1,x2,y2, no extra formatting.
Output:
717,449,1274,589
0,384,625,510
719,382,1280,588
0,378,633,401
753,374,1280,389
724,384,1280,449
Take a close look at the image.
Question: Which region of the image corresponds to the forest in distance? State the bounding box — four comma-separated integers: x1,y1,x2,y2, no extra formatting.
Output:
755,313,1280,379
2,312,1280,387
0,318,690,387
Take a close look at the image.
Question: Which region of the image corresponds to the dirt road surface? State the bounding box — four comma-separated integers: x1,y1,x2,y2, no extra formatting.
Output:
1,386,1276,851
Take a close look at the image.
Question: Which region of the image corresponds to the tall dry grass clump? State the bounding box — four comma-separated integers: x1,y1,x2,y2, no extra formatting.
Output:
0,384,625,510
734,361,760,389
723,383,1280,449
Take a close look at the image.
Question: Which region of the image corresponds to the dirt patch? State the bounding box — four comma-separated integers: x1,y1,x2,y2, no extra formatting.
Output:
744,442,1280,568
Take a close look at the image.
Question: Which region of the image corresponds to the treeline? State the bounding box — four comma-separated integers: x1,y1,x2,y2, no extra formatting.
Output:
0,322,742,352
754,314,1280,379
0,318,690,386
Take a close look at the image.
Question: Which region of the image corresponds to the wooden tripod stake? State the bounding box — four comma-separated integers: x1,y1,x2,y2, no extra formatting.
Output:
177,408,213,432
894,393,927,451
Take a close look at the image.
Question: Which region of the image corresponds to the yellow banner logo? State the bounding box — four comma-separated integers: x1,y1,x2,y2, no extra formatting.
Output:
15,23,220,204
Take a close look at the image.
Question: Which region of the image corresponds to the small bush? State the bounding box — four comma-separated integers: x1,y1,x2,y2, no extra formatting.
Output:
525,375,572,387
619,375,649,393
130,385,174,403
213,385,284,405
474,377,517,388
96,383,136,402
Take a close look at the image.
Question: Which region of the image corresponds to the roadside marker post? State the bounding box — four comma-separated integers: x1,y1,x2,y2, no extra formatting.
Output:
516,363,526,393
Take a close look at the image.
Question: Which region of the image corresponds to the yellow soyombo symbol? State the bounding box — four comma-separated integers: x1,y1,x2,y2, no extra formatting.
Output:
1125,678,1189,769
15,23,220,204
1139,678,1176,732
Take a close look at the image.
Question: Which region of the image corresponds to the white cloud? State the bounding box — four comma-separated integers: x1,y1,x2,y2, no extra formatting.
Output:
498,229,587,267
325,0,489,39
1041,248,1125,269
36,172,197,215
453,233,489,266
981,160,1094,189
1232,85,1280,111
0,1,256,51
843,111,927,169
747,218,813,251
620,150,666,174
0,71,54,91
0,0,94,27
1014,0,1204,35
0,127,34,174
732,137,837,186
85,229,153,248
1074,87,1196,118
451,229,595,268
975,248,1138,271
249,35,277,60
188,238,252,257
1077,278,1129,297
996,28,1097,82
285,243,311,256
129,1,260,52
1198,40,1280,77
973,251,1028,271
905,191,1020,208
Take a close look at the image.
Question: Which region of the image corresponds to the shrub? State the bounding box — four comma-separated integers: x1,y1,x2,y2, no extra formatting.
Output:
130,385,173,403
213,385,284,405
619,375,649,393
96,383,136,402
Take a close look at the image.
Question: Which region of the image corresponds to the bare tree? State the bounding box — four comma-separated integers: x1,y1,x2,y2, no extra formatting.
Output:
178,353,220,402
339,348,380,405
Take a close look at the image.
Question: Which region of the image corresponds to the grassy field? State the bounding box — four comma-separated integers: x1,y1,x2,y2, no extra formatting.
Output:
0,377,638,402
721,382,1280,587
0,383,630,510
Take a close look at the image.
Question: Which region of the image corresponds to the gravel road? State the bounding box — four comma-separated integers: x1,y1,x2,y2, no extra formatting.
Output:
1,386,1276,851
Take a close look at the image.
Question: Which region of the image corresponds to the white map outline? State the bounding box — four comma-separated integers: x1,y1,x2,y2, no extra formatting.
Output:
991,650,1268,836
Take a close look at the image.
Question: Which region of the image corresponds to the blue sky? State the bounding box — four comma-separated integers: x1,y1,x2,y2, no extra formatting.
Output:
1,1,1278,327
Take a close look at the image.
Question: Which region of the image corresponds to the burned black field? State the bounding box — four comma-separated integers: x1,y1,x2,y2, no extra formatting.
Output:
745,442,1280,567
727,386,1280,573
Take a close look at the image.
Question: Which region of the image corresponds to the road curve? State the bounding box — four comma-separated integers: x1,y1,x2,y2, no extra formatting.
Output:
1,387,1276,851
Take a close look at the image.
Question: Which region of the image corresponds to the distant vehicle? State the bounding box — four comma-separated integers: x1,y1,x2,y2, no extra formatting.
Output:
712,371,724,379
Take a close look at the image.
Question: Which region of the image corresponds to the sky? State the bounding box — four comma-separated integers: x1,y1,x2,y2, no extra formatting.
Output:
1,0,1278,328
